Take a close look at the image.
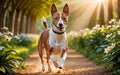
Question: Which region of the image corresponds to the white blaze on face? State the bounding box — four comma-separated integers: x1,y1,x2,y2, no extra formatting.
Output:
57,13,64,27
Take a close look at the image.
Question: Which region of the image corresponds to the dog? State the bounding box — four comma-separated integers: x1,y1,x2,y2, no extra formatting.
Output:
38,3,69,72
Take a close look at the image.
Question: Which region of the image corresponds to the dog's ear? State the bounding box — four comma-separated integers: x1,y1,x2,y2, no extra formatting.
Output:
51,4,57,15
63,3,69,16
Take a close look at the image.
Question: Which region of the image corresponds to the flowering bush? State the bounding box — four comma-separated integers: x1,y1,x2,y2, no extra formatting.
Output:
0,31,22,74
68,19,120,74
0,30,39,74
17,34,35,46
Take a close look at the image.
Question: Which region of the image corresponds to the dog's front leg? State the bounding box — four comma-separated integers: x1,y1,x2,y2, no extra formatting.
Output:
49,47,58,67
58,49,67,69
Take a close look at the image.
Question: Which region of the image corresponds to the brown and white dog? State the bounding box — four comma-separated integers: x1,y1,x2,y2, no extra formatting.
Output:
38,3,69,72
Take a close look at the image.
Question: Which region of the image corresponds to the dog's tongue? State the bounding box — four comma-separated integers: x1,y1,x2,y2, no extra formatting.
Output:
59,27,63,31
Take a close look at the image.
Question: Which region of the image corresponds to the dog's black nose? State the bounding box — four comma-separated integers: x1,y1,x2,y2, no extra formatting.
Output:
59,23,63,27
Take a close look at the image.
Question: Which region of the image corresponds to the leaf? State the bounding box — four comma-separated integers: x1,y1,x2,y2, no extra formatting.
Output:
0,67,6,73
4,66,12,74
117,57,120,62
6,55,22,60
96,48,103,52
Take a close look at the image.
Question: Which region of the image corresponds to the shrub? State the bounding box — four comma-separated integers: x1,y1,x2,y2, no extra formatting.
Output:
0,31,39,74
68,19,120,74
17,34,35,46
0,47,22,74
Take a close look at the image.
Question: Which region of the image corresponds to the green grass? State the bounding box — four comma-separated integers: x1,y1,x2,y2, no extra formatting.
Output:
13,41,38,59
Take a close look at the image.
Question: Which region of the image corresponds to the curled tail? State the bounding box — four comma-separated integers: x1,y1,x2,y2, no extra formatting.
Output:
42,16,48,29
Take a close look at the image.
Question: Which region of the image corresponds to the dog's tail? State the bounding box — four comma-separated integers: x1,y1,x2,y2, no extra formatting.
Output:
42,16,48,29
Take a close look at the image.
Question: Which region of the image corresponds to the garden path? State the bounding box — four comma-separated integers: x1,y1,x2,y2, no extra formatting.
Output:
15,48,113,75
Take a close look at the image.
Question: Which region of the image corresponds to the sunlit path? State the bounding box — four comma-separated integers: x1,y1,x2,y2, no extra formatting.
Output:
15,48,113,75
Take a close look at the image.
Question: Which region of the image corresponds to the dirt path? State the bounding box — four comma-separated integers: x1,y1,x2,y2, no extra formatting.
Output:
15,48,113,75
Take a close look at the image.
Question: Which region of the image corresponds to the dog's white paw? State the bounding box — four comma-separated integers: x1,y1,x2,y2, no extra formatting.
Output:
42,64,45,71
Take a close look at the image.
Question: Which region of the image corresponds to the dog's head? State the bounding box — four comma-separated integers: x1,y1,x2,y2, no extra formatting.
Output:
51,4,69,32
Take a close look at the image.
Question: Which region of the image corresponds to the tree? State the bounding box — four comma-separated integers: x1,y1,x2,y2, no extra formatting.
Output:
0,0,60,34
9,0,20,33
108,0,113,21
118,0,120,19
99,2,104,26
0,0,10,33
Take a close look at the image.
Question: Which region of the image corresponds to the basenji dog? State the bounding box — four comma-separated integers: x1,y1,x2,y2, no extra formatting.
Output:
38,3,69,72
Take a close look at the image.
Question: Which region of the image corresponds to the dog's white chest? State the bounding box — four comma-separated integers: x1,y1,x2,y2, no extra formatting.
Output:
49,28,66,53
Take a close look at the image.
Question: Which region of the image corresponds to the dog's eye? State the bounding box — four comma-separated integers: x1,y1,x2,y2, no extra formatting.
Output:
63,17,66,20
54,17,58,20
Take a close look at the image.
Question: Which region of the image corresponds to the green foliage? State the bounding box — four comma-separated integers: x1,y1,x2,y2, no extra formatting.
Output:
0,49,22,74
0,30,39,74
17,34,34,46
68,19,120,74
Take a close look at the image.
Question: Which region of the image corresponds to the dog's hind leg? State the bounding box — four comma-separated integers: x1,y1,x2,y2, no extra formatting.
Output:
46,48,51,72
38,42,45,71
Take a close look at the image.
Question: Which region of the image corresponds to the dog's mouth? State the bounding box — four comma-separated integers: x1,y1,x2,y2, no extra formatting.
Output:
55,26,64,31
58,27,64,31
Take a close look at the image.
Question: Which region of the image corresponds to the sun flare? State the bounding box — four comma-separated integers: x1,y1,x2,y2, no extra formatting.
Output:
96,0,104,3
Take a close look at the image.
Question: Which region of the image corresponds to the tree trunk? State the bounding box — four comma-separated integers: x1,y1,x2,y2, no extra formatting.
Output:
33,18,37,34
99,2,104,26
14,9,20,35
19,11,24,33
9,10,16,33
32,18,36,34
25,15,30,33
0,0,10,33
108,0,113,21
118,0,120,19
30,17,34,34
0,11,7,33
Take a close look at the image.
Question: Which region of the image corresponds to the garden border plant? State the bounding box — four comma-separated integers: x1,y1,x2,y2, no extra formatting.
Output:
68,19,120,74
0,28,38,74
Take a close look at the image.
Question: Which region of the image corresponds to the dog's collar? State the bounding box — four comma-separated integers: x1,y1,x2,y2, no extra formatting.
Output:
52,28,65,34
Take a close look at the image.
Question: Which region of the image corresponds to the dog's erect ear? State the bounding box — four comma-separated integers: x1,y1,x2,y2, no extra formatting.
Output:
51,4,57,15
63,3,69,16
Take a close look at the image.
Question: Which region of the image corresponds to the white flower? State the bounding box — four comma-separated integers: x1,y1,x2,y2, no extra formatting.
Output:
14,35,19,40
93,24,100,31
109,21,112,24
1,26,8,30
111,25,116,30
116,25,120,28
117,31,120,35
0,32,3,36
106,33,112,38
4,35,12,41
96,24,100,28
0,46,4,50
79,30,84,33
111,18,116,23
107,25,111,29
104,47,111,54
4,35,9,39
84,28,89,32
7,31,13,36
104,43,115,54
118,19,120,25
111,43,115,49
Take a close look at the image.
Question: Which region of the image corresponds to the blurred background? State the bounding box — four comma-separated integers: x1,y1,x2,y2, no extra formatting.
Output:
0,0,120,35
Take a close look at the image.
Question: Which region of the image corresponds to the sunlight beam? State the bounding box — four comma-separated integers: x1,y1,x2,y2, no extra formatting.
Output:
96,0,104,3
